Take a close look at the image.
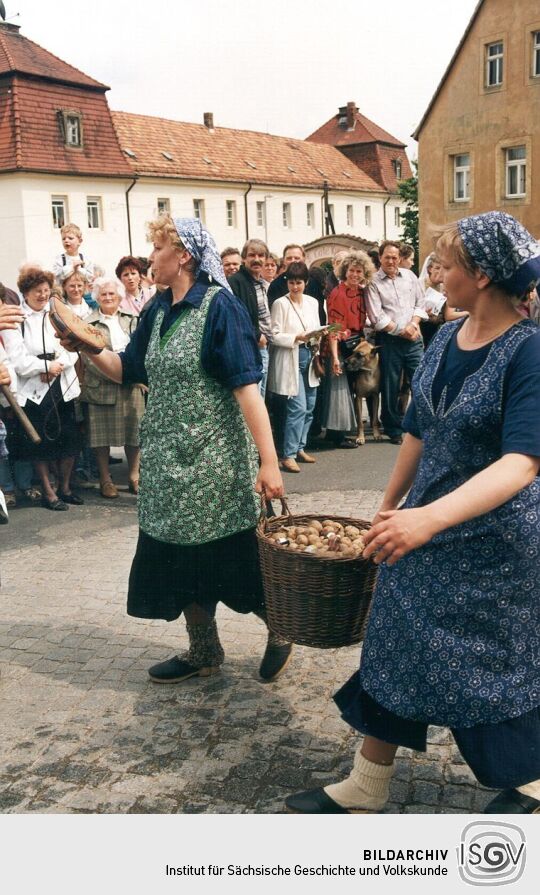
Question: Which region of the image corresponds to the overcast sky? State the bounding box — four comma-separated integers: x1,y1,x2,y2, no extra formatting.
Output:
8,0,480,159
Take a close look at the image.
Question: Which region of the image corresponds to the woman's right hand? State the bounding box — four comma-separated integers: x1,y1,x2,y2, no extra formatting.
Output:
294,332,308,343
40,361,64,382
331,359,342,376
0,362,11,387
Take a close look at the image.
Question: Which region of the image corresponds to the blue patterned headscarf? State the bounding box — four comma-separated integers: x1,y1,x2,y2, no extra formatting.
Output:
458,212,540,295
173,217,228,289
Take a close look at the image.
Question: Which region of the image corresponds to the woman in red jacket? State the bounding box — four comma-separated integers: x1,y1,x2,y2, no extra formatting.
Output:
323,251,375,447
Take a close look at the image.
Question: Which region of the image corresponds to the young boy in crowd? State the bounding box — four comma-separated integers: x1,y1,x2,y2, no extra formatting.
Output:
52,224,94,283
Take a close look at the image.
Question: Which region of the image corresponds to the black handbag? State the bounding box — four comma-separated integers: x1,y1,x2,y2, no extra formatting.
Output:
339,333,363,360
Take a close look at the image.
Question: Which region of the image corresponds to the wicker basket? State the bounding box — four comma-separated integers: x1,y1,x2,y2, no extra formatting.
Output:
257,498,378,649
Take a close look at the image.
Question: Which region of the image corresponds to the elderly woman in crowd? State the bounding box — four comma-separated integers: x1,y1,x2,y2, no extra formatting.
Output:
80,278,143,499
2,267,82,510
115,256,153,316
420,253,468,346
59,215,289,686
267,262,321,473
287,211,540,816
322,250,375,448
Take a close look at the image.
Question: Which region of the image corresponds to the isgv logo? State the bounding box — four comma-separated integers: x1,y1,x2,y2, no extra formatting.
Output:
457,822,526,886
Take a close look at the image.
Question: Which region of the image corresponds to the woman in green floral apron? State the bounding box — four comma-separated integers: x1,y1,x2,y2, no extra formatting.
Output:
61,216,291,684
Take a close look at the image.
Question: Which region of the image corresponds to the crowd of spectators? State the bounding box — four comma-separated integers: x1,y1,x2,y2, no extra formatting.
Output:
2,216,539,512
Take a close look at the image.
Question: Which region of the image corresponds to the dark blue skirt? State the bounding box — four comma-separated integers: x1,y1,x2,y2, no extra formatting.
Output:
334,672,540,789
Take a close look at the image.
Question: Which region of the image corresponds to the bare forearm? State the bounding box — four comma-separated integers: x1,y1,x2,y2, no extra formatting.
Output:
87,349,123,384
233,383,279,465
381,433,424,509
428,453,540,533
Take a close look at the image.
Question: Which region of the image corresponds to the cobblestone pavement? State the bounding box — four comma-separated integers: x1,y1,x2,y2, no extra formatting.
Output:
0,488,493,815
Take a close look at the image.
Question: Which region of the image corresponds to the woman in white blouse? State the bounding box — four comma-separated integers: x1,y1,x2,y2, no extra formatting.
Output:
2,267,82,510
267,262,321,473
60,270,93,319
80,279,144,499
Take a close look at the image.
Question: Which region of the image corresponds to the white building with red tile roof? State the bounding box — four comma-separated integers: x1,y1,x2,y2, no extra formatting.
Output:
0,23,410,286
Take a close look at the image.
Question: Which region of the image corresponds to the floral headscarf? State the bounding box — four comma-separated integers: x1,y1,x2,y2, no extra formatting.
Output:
173,217,228,289
458,212,540,295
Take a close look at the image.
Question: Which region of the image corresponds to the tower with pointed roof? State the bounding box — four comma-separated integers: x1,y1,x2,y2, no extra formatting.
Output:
306,102,412,193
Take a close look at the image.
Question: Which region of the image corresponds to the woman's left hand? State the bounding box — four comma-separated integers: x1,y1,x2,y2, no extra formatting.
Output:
362,507,439,565
255,462,284,500
0,304,25,331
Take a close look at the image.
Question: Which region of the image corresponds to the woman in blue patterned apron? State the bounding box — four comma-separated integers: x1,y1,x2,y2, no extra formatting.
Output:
287,212,540,815
59,216,291,684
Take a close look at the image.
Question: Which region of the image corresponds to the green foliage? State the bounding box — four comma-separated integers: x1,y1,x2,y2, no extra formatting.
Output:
398,160,419,271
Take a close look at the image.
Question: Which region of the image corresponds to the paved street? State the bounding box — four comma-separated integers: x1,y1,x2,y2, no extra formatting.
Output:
0,444,493,814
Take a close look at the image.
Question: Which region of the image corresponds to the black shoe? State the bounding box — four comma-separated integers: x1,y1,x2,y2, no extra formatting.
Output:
41,497,68,511
259,638,293,682
338,439,358,449
109,456,123,465
148,655,220,683
285,787,350,814
483,788,540,814
388,435,403,445
58,492,84,506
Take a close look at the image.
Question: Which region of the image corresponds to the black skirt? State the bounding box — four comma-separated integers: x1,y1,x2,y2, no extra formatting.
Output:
127,527,265,621
334,673,540,789
12,379,82,463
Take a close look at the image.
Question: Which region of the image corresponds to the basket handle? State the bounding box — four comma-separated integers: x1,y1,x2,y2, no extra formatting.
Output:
259,493,293,531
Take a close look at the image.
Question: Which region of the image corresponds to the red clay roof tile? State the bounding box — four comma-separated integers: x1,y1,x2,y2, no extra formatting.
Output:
111,111,384,192
0,23,106,89
306,104,407,148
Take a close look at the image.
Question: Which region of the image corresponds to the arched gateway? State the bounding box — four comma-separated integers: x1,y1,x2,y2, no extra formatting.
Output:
304,234,377,268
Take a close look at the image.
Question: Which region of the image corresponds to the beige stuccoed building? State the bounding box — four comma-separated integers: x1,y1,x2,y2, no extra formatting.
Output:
414,0,540,262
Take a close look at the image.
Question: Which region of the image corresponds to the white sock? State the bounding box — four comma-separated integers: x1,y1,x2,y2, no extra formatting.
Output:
517,779,540,800
324,748,394,810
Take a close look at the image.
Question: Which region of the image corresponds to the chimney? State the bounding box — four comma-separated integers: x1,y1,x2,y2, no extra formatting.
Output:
203,112,214,132
0,22,21,33
346,101,356,130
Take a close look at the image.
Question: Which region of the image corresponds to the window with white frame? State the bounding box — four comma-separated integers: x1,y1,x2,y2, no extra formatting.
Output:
486,41,503,87
533,31,540,77
66,114,82,146
157,198,170,215
256,201,265,228
51,196,68,229
394,207,401,227
306,203,315,228
505,146,526,198
193,199,205,222
87,196,102,230
392,159,402,179
346,205,354,227
453,153,471,201
364,206,371,227
226,200,237,227
282,202,291,228
57,111,83,147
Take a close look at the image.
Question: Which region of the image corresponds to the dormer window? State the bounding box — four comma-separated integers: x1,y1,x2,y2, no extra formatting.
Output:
392,159,402,179
57,111,83,147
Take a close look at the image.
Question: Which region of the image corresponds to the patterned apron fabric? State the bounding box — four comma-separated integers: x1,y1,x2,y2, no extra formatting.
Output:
361,319,540,727
138,286,259,545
